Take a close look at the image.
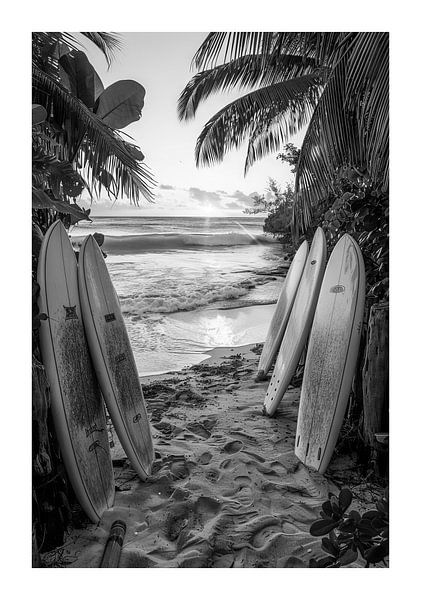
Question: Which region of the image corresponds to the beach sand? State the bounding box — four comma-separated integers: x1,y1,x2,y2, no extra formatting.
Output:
49,343,377,568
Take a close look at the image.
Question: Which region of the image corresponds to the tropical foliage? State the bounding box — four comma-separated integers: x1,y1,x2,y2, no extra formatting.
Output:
32,32,154,231
179,32,388,234
32,33,156,556
309,488,389,568
310,171,389,303
244,178,294,243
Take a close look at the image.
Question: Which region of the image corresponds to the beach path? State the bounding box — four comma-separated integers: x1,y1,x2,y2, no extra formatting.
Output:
60,345,338,568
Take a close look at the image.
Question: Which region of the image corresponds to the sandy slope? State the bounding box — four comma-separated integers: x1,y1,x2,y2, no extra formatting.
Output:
59,344,341,568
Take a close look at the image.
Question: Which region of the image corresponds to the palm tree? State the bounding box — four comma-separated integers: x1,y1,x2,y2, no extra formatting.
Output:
32,32,154,224
178,32,388,234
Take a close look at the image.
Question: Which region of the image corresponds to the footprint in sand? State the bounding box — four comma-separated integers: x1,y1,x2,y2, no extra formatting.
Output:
236,486,254,505
195,496,221,521
205,467,221,483
234,475,252,488
252,524,284,549
198,451,212,465
165,507,190,541
241,449,265,463
202,417,217,430
154,421,175,436
219,458,232,470
222,440,243,454
281,521,301,534
186,422,211,439
169,459,190,480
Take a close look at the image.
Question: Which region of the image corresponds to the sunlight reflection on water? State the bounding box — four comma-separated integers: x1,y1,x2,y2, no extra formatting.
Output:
128,304,276,376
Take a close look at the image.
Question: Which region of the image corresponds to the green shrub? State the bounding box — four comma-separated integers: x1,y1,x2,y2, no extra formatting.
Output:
309,487,389,568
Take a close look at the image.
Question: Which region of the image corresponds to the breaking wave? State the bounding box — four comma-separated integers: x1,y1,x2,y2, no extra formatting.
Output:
120,276,278,318
99,231,277,254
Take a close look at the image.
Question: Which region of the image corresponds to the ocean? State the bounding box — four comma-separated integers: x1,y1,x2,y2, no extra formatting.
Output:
71,216,288,376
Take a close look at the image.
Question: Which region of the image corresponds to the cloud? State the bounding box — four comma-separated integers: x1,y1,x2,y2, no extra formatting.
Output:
188,187,222,206
227,190,255,208
225,201,242,209
159,184,175,190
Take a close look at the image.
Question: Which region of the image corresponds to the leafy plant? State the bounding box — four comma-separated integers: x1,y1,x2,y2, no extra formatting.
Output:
309,488,389,568
179,32,388,234
307,172,388,303
244,178,294,243
32,31,154,231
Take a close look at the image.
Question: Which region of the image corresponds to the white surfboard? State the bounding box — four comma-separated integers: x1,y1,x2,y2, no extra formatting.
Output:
295,234,365,474
37,221,115,523
78,235,154,480
256,240,308,381
264,227,327,417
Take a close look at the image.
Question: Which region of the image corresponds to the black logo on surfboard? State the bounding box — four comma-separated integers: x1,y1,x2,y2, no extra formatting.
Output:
330,285,345,293
63,305,78,320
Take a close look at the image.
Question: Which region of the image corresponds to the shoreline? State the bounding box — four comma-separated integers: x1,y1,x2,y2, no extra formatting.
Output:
135,303,278,378
52,343,381,569
139,343,267,382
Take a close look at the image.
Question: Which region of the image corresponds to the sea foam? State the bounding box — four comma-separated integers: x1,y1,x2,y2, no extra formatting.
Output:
121,284,250,317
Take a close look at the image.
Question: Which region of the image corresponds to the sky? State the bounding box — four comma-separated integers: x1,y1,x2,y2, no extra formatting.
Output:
78,32,306,216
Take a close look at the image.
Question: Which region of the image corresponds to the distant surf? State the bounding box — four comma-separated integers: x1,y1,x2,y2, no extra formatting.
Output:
70,215,287,375
72,231,277,254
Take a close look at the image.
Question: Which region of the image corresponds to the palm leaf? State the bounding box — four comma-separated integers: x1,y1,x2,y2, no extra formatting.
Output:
33,64,155,203
244,102,314,174
293,59,361,231
344,32,389,189
32,187,92,223
194,75,322,169
193,32,277,69
179,53,322,121
193,32,344,71
293,32,389,233
78,32,121,67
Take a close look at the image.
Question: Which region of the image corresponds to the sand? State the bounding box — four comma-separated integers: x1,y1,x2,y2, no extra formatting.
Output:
48,343,375,568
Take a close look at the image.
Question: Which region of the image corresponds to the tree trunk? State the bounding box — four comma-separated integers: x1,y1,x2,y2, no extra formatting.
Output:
362,302,389,473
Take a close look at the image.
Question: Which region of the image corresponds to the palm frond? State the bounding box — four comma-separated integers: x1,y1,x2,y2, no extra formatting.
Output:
244,103,314,174
194,75,322,169
293,60,360,231
33,64,155,203
179,53,322,121
79,32,122,67
193,32,276,70
193,32,344,71
33,32,121,72
293,32,389,234
345,32,389,189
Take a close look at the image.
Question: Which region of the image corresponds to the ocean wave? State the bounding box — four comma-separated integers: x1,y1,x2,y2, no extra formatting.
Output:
119,272,280,319
81,231,278,253
121,284,250,317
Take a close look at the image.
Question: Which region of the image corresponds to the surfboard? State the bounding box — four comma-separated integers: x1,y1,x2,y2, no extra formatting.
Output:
295,234,365,474
256,240,308,381
78,235,154,480
263,227,327,417
37,221,115,523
